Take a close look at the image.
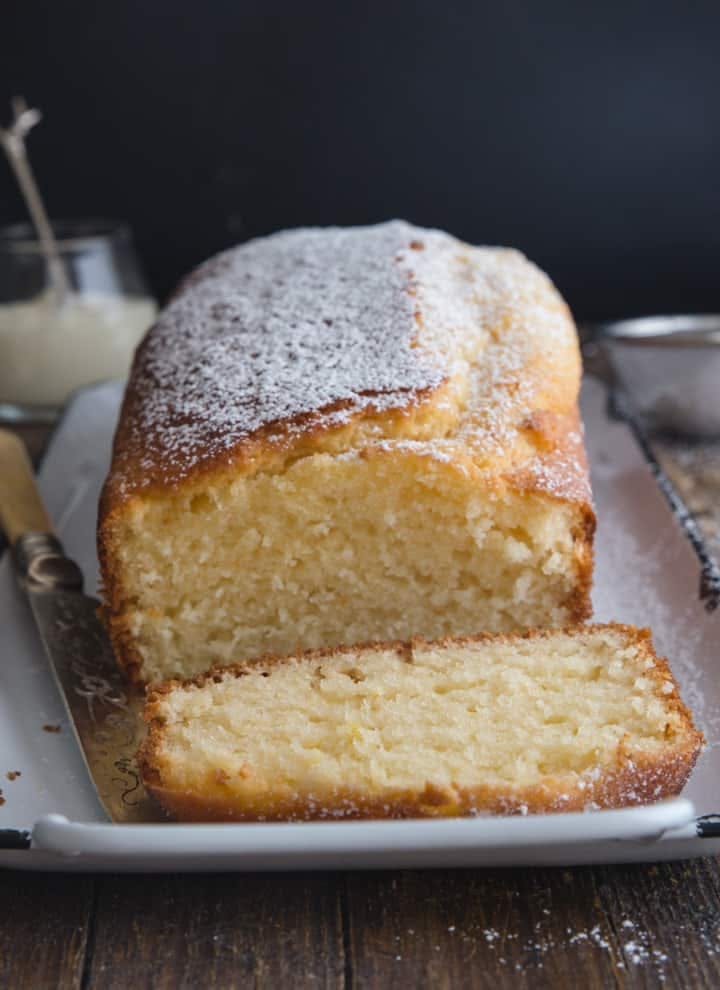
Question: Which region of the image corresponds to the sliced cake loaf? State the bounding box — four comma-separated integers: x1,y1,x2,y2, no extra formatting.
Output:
139,625,702,821
99,221,594,685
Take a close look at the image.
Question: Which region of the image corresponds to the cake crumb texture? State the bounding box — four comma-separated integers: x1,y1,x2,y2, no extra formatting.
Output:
99,221,594,684
139,625,702,821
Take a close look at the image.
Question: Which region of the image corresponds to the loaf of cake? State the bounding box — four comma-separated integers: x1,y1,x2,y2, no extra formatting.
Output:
99,221,595,685
138,625,702,821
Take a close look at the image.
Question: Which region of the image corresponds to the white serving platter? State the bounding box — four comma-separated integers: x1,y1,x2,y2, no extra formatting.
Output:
1,376,719,872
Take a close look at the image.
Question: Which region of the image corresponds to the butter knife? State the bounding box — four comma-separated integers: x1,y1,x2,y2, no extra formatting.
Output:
0,428,160,826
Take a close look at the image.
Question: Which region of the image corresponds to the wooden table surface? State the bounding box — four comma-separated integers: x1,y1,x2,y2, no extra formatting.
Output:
1,425,719,990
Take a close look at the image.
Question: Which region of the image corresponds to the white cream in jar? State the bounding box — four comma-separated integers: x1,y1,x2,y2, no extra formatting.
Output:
0,290,156,405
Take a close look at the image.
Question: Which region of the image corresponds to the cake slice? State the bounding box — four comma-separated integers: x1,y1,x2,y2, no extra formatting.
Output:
99,221,594,686
139,625,702,821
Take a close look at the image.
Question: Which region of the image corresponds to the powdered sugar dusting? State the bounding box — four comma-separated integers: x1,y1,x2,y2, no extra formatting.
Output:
389,912,720,979
110,219,583,498
117,222,447,485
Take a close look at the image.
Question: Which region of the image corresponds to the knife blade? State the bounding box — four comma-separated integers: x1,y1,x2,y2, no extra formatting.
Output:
0,429,161,824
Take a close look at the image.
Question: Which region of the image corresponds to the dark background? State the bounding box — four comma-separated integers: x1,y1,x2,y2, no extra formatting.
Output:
2,0,719,320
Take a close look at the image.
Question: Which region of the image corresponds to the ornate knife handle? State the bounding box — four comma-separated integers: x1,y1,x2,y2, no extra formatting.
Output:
0,429,84,591
13,533,84,592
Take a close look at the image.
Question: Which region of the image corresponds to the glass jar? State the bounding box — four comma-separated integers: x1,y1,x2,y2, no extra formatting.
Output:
0,220,157,422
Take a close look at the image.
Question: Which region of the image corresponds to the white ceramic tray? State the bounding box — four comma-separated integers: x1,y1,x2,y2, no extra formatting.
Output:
1,377,719,872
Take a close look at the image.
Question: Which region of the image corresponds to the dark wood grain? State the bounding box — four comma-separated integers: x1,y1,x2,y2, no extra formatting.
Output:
0,871,93,989
593,859,720,988
82,872,345,990
3,861,719,989
346,867,620,989
345,861,720,989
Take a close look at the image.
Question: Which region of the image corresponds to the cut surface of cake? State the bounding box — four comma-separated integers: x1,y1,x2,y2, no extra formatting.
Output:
99,220,594,684
139,625,702,821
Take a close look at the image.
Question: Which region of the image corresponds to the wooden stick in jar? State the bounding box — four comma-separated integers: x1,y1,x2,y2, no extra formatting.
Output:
0,96,69,304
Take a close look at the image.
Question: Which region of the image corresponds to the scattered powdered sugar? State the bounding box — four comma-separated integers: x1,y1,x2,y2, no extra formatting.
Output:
590,924,611,950
616,923,670,974
387,913,720,978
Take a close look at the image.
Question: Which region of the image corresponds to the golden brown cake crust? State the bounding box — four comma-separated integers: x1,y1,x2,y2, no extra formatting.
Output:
138,624,703,822
98,222,595,683
100,221,589,502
